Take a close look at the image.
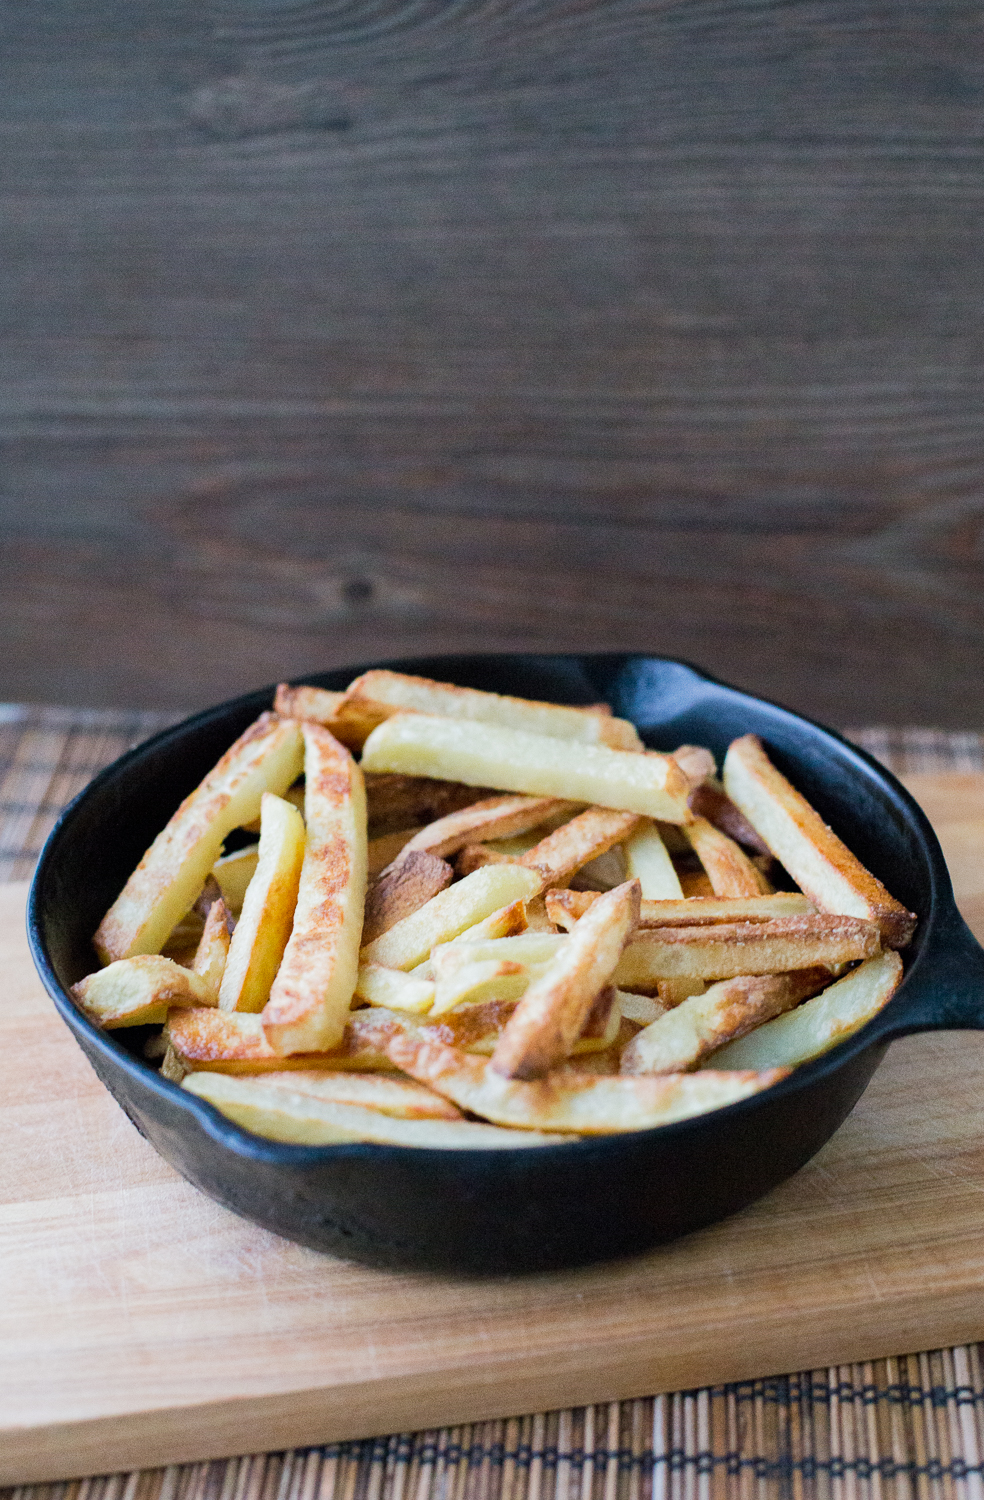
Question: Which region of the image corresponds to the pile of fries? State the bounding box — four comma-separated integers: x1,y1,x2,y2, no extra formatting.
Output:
72,670,916,1149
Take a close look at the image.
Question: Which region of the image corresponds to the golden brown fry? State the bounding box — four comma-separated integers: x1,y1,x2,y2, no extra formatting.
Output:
362,851,454,945
656,978,708,1006
95,713,304,964
614,914,880,988
545,888,814,930
192,898,232,999
388,794,574,867
165,1006,397,1074
682,816,773,898
620,968,832,1074
723,734,916,948
262,725,368,1055
336,669,641,749
361,1013,787,1133
491,880,641,1079
73,956,217,1029
274,683,371,749
519,807,643,889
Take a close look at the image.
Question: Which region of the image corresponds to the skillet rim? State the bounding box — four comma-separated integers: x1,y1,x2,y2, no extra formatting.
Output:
26,650,956,1170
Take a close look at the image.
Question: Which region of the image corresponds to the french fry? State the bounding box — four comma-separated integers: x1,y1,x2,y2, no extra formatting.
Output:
491,880,641,1079
239,781,305,834
354,962,436,1014
709,950,904,1070
262,725,368,1055
617,991,667,1027
688,780,772,856
518,806,643,889
430,953,535,1015
72,956,217,1029
212,845,259,915
95,713,304,963
253,1069,465,1121
183,1071,569,1147
624,823,684,899
453,899,530,943
360,864,542,970
192,898,232,998
656,978,708,1006
362,1014,787,1133
723,734,916,947
165,1006,397,1074
274,683,370,750
682,816,773,898
670,745,717,788
388,794,574,867
620,968,832,1074
614,914,879,988
546,889,815,930
362,851,454,944
360,715,693,822
218,793,307,1013
336,669,642,750
424,931,566,973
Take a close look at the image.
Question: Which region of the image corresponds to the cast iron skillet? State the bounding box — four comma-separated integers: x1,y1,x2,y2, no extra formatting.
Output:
27,654,984,1274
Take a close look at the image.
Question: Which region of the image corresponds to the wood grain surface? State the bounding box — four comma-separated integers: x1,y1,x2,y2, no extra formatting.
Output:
2,771,984,1485
3,1,984,724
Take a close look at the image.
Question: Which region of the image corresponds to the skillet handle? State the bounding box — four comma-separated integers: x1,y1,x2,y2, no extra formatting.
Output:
879,907,984,1036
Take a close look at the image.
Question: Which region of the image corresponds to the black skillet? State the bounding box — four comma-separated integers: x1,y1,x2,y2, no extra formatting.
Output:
27,654,984,1274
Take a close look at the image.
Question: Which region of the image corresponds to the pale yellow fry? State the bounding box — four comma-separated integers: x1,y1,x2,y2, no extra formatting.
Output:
219,793,306,1013
491,880,641,1079
709,950,903,1070
393,794,573,864
337,669,641,749
723,734,916,947
454,899,530,943
614,915,880,987
192,898,231,999
360,715,692,822
360,864,541,970
182,1071,568,1147
620,968,831,1074
617,991,667,1027
355,962,436,1014
95,714,304,963
262,725,368,1055
624,823,684,899
431,954,534,1015
683,816,772,897
365,1015,786,1133
73,956,217,1029
212,845,259,915
257,1069,464,1120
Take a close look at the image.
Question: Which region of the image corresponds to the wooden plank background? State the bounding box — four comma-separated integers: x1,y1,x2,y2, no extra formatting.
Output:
3,0,983,724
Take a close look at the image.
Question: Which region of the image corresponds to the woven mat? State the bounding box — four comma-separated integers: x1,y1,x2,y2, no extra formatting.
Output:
3,705,984,1500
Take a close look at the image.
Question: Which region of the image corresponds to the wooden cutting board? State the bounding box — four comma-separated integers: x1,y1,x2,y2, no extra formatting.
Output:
3,772,984,1486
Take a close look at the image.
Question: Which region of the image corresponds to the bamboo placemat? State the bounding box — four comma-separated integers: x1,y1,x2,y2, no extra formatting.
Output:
3,704,984,1500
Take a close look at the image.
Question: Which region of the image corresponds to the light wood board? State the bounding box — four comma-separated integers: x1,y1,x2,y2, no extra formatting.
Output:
3,772,984,1485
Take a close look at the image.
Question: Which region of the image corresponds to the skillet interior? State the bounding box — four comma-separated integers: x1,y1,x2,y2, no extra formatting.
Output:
26,653,971,1273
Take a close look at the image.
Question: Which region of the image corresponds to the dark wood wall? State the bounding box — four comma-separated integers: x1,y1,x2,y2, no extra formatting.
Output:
3,0,983,725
